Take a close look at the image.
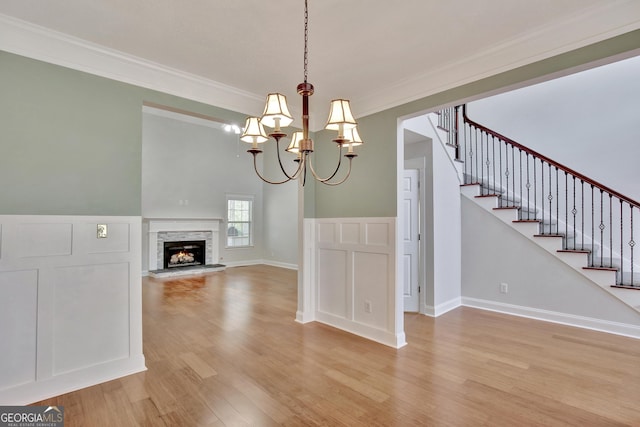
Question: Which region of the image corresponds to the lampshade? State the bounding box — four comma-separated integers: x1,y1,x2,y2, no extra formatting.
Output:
240,117,268,144
345,126,364,147
325,99,357,131
286,131,303,154
260,93,294,129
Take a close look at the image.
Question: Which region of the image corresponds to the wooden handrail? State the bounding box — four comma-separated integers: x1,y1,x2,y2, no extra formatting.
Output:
462,105,640,209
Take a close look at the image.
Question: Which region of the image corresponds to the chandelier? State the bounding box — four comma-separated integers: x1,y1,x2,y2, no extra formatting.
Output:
239,0,363,186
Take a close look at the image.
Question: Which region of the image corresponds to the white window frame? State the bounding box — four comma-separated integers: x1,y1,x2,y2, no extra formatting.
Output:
226,194,254,248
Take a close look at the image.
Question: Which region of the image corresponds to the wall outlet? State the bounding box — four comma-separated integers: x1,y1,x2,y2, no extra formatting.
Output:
364,300,372,313
97,224,107,238
500,283,508,294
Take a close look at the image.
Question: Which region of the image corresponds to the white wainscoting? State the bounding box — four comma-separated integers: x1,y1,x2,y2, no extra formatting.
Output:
302,217,406,348
0,215,145,405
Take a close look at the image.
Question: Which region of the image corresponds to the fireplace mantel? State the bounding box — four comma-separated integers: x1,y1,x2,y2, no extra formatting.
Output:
146,217,223,231
145,218,222,271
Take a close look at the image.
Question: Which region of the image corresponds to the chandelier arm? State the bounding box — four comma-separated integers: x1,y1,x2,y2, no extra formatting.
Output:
315,157,354,186
274,137,304,180
307,145,344,182
303,159,307,186
250,152,297,185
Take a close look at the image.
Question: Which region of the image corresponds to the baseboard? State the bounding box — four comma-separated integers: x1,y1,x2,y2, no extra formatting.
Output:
462,297,640,339
263,260,298,270
315,311,407,349
424,297,462,317
218,259,298,270
295,310,314,324
0,355,146,405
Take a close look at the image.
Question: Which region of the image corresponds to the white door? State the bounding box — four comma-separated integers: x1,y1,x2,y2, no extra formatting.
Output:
403,169,420,312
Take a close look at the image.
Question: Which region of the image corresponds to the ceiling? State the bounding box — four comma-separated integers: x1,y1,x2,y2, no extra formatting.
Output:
1,1,639,128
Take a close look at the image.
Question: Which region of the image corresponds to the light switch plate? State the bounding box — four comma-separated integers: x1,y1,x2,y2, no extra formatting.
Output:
97,224,108,238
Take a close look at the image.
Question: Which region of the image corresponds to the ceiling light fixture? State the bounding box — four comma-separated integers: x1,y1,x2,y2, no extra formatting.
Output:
240,0,363,186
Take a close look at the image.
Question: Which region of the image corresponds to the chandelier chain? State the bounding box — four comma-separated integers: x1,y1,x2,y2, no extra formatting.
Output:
304,0,309,83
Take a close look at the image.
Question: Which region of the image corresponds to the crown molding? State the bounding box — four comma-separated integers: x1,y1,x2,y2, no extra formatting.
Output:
1,1,639,126
354,0,640,118
0,13,264,117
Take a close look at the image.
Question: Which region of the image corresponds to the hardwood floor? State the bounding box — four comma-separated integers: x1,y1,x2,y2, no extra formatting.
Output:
35,265,640,426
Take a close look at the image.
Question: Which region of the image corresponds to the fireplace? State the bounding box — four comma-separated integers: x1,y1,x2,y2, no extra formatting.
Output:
163,240,206,269
146,218,224,276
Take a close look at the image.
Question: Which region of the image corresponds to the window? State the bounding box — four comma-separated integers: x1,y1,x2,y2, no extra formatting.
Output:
226,196,253,247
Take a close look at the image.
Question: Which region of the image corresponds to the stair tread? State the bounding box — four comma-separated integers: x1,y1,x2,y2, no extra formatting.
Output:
534,234,565,238
564,243,600,251
583,266,618,271
558,249,591,254
611,285,640,291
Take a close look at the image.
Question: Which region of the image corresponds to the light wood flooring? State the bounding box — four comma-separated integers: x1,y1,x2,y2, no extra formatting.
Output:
35,265,640,426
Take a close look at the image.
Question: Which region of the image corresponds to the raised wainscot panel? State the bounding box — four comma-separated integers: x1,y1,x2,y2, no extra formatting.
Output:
0,270,38,391
18,223,73,257
84,222,131,254
317,248,348,318
353,252,389,330
339,223,360,245
364,222,391,246
317,222,336,244
52,263,130,375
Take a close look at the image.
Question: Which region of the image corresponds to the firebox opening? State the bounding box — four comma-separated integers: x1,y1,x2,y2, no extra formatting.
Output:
163,240,206,269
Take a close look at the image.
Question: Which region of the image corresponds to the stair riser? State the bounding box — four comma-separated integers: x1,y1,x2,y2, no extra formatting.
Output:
460,184,481,199
582,269,618,287
492,209,519,223
511,222,541,237
532,236,564,253
556,252,590,270
474,196,501,211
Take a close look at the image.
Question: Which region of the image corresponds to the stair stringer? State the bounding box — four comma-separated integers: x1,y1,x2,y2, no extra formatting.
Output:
461,183,640,324
468,174,640,275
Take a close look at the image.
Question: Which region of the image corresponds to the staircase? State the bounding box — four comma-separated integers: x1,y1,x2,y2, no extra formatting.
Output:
436,105,640,314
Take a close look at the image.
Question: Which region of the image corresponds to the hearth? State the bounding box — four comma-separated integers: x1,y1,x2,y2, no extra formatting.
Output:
163,240,206,269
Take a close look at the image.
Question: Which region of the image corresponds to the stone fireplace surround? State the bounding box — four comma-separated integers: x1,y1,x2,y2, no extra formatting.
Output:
146,218,223,275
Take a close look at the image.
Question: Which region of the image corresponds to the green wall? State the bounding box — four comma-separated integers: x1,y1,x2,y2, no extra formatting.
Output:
2,29,639,217
309,29,640,218
0,51,245,216
310,115,396,218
